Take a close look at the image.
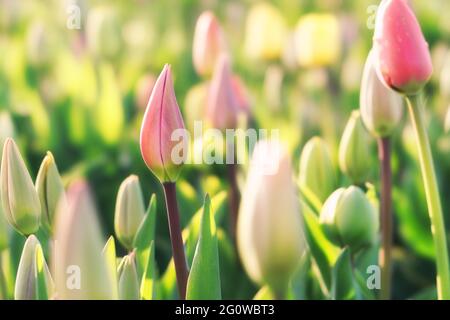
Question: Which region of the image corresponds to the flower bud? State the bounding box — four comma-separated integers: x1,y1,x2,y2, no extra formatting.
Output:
338,111,372,184
0,202,9,251
86,6,122,59
193,11,227,77
244,3,287,61
117,251,140,300
1,138,41,235
299,137,336,203
294,13,341,68
140,64,187,182
35,152,66,234
237,140,304,295
360,50,404,137
53,181,116,299
15,235,54,300
373,0,433,95
206,55,241,130
114,175,146,250
320,186,378,251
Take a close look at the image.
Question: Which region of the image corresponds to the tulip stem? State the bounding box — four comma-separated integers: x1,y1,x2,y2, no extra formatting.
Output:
162,182,189,299
406,95,450,300
377,137,393,300
227,163,240,241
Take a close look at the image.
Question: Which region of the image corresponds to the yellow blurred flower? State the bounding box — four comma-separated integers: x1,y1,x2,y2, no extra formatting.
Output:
244,2,287,61
294,13,341,68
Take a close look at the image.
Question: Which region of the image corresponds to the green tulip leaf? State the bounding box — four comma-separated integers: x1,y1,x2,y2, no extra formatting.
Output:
102,236,119,299
186,194,221,300
331,247,356,300
140,241,156,300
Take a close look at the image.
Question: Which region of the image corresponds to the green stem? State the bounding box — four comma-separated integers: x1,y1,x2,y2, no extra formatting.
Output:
406,95,450,300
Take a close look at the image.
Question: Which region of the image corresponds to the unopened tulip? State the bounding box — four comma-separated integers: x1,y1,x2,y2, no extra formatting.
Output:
360,50,404,138
206,55,241,130
140,64,187,182
244,3,287,61
299,137,336,203
295,13,341,68
53,181,116,299
114,175,146,250
1,138,41,235
15,235,54,300
339,111,372,184
237,140,304,295
320,186,378,251
373,0,433,94
193,11,227,77
0,202,8,251
117,251,140,300
35,152,66,234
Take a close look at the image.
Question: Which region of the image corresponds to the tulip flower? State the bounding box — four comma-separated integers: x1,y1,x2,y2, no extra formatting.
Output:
53,181,116,299
193,11,227,77
373,0,432,95
320,186,378,251
206,54,241,130
140,64,187,183
114,175,146,250
0,203,9,251
117,251,140,300
339,111,372,184
244,2,287,61
140,65,189,299
15,235,54,300
1,138,41,235
373,0,450,299
360,50,403,138
237,140,304,297
294,13,341,68
299,137,336,203
35,152,66,234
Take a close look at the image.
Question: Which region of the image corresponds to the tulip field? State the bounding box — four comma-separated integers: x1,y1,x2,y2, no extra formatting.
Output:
2,0,450,302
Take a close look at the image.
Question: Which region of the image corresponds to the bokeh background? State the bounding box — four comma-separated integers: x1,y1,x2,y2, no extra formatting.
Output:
1,0,450,299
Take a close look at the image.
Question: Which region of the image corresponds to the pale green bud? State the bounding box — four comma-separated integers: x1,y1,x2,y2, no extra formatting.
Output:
35,152,66,234
299,136,336,203
1,138,41,235
320,186,378,251
15,235,54,300
53,181,116,299
360,50,403,138
117,251,139,300
0,202,8,251
338,111,372,184
114,175,146,250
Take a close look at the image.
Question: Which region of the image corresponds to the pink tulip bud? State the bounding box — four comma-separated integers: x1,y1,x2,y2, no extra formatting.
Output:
193,11,227,77
206,55,241,129
373,0,433,95
140,65,187,182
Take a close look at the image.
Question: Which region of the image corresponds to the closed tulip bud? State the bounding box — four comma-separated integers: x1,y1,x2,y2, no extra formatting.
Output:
35,152,66,234
206,55,241,130
193,11,227,77
320,186,378,251
86,6,121,59
1,138,41,235
114,175,146,250
244,3,287,61
299,137,336,203
237,140,304,295
0,202,8,251
117,251,139,300
53,181,116,299
15,235,54,300
294,13,341,68
140,64,187,182
373,0,433,95
360,50,404,138
339,111,372,184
